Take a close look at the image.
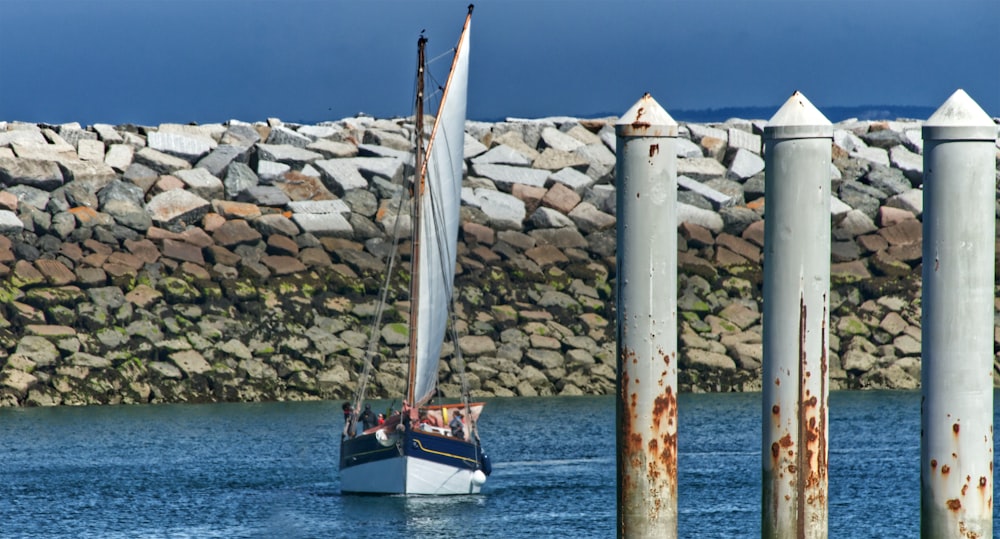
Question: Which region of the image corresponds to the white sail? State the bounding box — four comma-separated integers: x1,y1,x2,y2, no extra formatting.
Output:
410,18,471,407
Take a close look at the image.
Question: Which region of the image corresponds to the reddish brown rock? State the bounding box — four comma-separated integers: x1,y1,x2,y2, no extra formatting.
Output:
525,244,569,267
12,301,46,325
713,246,749,267
206,245,241,266
125,284,162,308
299,247,332,267
154,175,185,193
741,220,765,248
179,227,215,248
162,239,205,265
878,219,921,246
678,251,718,280
886,241,922,263
459,256,484,271
857,234,889,253
716,233,761,263
471,245,501,264
267,235,299,257
212,200,262,220
261,255,307,275
462,222,495,246
146,226,184,242
202,212,226,232
681,222,716,248
25,324,76,337
511,183,546,215
124,239,160,265
276,171,336,201
213,220,263,247
0,192,18,212
319,237,363,252
69,207,112,227
541,182,581,214
877,206,916,227
83,238,113,256
0,244,15,265
831,260,872,281
12,260,45,287
34,259,75,286
700,135,727,161
81,252,109,268
871,249,912,277
58,242,83,263
106,252,144,271
103,261,138,282
178,261,212,280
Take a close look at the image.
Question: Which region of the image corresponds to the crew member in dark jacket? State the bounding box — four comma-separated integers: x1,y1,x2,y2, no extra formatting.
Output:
360,404,377,431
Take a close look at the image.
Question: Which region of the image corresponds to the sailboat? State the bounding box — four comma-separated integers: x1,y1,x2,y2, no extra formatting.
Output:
339,5,491,496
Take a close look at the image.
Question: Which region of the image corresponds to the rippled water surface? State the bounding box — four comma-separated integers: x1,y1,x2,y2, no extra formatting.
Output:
0,391,988,537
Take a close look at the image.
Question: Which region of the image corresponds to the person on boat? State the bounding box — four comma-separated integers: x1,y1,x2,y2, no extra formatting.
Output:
449,410,465,439
342,402,355,440
360,404,376,431
377,413,385,426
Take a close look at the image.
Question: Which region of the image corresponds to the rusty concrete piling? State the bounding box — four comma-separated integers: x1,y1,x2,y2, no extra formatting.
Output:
920,89,997,539
761,91,833,539
615,93,679,539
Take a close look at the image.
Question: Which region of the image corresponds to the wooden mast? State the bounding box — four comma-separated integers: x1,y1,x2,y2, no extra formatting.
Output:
405,35,427,409
405,5,472,412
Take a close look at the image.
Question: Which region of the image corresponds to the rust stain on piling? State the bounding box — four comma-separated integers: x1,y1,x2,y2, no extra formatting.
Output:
631,106,650,131
947,499,962,511
652,386,679,486
649,144,659,158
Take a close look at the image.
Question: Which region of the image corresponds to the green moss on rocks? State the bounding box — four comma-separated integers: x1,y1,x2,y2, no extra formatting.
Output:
158,278,202,304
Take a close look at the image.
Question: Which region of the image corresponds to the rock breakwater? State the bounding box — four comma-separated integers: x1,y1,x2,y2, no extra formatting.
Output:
0,113,997,406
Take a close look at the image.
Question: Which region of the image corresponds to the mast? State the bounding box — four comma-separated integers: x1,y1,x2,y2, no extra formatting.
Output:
406,35,428,409
405,4,474,411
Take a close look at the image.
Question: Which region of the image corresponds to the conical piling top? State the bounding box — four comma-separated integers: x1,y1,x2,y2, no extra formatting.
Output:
923,89,998,141
616,93,677,137
764,91,832,140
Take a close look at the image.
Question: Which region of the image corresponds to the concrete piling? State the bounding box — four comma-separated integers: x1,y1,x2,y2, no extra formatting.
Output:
761,91,833,539
920,89,997,539
615,93,679,539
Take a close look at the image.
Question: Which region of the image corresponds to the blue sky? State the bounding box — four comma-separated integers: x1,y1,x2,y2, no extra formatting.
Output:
1,0,997,126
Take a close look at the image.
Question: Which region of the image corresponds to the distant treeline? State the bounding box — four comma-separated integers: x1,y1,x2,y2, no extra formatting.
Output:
668,105,938,124
476,105,940,125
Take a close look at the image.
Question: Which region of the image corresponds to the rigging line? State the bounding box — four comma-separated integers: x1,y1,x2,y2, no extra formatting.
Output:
428,46,458,65
424,86,443,104
349,48,423,433
350,188,408,432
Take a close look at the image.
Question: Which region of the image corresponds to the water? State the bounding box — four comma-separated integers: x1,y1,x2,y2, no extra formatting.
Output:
0,391,982,538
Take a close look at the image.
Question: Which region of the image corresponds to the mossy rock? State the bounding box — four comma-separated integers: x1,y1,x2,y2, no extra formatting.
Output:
47,305,77,326
860,276,918,300
222,278,258,302
23,286,86,309
0,284,24,304
157,277,202,304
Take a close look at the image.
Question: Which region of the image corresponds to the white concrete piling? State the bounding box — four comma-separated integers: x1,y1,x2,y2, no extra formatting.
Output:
615,93,679,539
920,89,997,539
761,91,833,539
